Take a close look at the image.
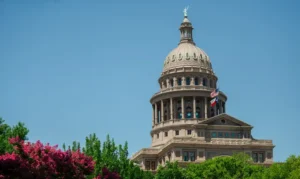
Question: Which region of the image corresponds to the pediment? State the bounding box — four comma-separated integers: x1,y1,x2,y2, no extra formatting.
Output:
198,113,252,127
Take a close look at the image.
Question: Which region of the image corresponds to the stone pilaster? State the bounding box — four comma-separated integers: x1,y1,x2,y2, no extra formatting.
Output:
193,96,196,118
170,98,173,120
161,100,164,122
181,97,185,119
204,97,207,118
155,103,158,124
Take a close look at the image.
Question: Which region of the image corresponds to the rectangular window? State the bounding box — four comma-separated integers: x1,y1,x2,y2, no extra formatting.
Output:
151,161,156,170
145,161,150,170
157,134,159,139
187,130,192,135
175,130,179,135
225,132,229,138
211,132,217,138
258,153,264,163
165,131,168,137
189,152,195,161
218,132,223,138
183,152,189,161
231,133,236,138
252,153,258,163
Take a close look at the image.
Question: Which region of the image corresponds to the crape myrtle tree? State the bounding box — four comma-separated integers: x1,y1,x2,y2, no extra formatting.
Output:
0,118,29,155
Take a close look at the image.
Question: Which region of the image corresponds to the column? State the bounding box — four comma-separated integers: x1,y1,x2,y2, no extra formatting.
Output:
200,77,203,86
166,79,170,88
170,98,173,120
161,100,164,122
191,77,195,85
182,77,185,86
173,77,177,87
220,101,223,114
167,102,170,120
181,97,185,119
204,97,207,118
154,103,158,124
193,96,196,118
152,105,155,126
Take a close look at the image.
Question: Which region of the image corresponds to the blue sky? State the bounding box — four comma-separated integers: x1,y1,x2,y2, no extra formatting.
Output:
1,0,299,162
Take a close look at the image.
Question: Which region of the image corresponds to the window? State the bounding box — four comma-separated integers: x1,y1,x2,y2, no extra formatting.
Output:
194,77,199,85
183,151,196,161
252,152,264,163
225,132,229,138
218,132,223,138
177,78,182,86
175,130,179,135
170,79,174,87
203,78,207,86
190,152,195,161
231,133,236,138
211,132,217,138
187,130,192,135
186,77,191,85
146,161,150,170
196,107,201,118
157,134,159,139
183,152,189,161
151,161,156,170
198,131,204,137
165,131,168,137
186,106,192,118
177,107,182,119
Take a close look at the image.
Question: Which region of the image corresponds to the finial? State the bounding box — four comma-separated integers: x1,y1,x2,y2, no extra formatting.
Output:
183,6,189,17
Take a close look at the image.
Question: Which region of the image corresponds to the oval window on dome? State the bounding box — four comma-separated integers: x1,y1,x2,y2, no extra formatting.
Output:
179,53,182,58
172,55,175,62
200,54,203,59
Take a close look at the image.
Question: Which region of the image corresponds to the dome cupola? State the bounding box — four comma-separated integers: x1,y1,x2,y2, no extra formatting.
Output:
162,7,213,73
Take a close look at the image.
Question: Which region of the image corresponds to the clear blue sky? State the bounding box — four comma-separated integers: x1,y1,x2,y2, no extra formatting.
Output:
1,0,299,162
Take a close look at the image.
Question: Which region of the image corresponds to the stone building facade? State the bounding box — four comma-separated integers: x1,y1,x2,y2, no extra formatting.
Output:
131,11,274,171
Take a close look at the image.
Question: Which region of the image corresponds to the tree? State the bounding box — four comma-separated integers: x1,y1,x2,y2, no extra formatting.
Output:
0,137,95,179
155,161,185,179
0,118,29,155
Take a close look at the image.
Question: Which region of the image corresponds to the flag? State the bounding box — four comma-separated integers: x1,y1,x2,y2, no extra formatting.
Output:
210,97,218,107
210,88,219,98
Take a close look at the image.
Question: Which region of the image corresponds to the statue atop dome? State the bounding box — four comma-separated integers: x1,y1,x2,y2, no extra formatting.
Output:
183,6,189,17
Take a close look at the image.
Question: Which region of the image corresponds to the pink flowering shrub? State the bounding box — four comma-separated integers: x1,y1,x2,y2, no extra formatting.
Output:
0,137,119,179
93,167,121,179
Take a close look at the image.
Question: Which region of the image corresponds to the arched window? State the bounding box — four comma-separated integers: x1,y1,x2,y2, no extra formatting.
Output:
203,78,207,86
177,107,182,119
194,77,199,85
177,78,182,86
186,107,192,119
210,79,213,88
170,79,174,87
196,107,201,118
186,77,191,85
164,110,168,121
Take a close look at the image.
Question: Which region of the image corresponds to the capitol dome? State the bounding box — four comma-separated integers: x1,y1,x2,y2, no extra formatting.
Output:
162,15,213,73
163,43,212,72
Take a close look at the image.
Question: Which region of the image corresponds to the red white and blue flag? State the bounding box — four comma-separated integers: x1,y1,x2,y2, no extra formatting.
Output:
210,88,219,98
210,97,218,107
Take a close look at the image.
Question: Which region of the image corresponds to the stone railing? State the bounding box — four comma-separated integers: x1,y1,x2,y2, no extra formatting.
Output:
131,148,159,159
153,85,211,96
153,118,203,130
132,138,273,159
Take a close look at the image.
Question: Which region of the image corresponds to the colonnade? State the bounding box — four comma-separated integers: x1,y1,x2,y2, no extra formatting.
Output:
152,97,226,125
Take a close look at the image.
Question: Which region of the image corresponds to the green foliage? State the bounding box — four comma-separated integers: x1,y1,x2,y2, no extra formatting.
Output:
78,133,154,179
155,161,185,179
0,118,29,154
